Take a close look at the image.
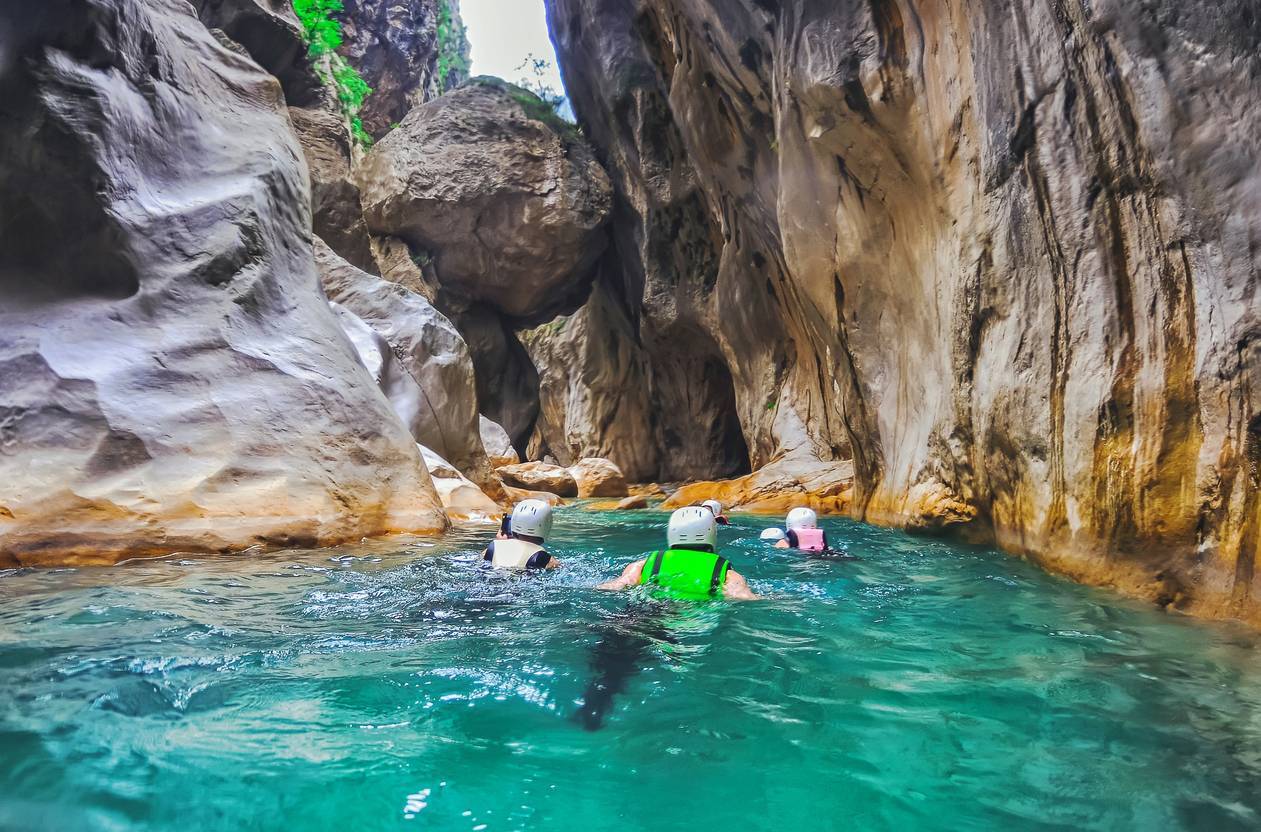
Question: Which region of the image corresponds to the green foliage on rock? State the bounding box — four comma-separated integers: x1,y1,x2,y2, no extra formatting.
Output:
291,0,374,148
293,0,343,56
436,0,470,90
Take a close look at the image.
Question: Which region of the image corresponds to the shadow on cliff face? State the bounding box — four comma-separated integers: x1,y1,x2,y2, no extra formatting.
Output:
650,326,751,482
0,3,139,309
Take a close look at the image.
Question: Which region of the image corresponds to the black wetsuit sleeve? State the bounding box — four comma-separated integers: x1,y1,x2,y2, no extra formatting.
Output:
785,529,798,548
483,541,494,562
526,550,552,569
716,516,730,526
822,531,829,549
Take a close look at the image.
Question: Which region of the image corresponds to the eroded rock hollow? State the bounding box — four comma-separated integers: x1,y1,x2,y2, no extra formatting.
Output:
543,0,1261,622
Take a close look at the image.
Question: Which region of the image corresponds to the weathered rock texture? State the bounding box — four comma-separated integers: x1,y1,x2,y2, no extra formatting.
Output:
316,238,496,491
290,102,380,271
191,0,322,105
357,77,613,324
338,0,468,137
497,462,579,498
0,0,447,565
568,457,628,498
546,0,1261,622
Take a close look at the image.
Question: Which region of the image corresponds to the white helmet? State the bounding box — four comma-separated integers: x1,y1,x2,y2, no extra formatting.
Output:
667,506,717,550
701,499,723,517
510,499,553,539
759,527,787,542
786,507,818,531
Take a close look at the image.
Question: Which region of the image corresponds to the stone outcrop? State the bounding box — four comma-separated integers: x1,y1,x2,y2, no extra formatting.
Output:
357,77,613,324
520,283,658,481
289,104,379,272
191,0,322,105
545,0,1261,622
497,462,579,498
419,445,500,520
338,0,468,137
316,238,497,492
0,0,447,566
480,416,520,469
662,458,855,517
568,457,628,498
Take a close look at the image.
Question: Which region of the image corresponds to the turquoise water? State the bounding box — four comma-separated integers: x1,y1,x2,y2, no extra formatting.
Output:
2,511,1260,831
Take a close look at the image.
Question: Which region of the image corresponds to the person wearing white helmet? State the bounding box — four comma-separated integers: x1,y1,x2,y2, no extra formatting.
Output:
699,499,730,525
597,507,757,600
483,499,560,570
773,507,828,552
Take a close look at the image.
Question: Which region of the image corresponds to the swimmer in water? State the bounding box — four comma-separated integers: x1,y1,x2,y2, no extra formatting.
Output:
700,498,730,525
482,499,560,570
598,506,758,600
765,508,855,558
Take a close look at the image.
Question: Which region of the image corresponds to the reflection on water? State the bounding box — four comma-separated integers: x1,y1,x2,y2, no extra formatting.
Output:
1,511,1260,831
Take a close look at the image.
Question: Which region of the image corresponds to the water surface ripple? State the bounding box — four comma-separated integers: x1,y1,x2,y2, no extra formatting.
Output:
2,511,1260,831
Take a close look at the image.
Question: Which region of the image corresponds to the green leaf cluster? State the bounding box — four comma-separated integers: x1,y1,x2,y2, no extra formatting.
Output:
436,0,470,89
290,0,374,147
293,0,344,56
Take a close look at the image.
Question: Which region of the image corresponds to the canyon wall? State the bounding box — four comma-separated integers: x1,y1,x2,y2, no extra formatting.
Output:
545,0,1261,622
0,0,449,565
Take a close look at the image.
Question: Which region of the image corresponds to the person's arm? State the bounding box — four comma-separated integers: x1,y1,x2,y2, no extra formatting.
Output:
773,539,790,549
597,559,645,590
722,569,760,601
483,541,495,562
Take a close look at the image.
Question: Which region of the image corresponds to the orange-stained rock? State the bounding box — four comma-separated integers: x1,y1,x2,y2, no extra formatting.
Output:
502,486,565,507
497,462,579,498
584,494,651,511
662,459,855,516
568,457,628,498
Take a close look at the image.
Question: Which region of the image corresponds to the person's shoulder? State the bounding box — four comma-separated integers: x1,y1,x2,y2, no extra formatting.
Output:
526,549,552,569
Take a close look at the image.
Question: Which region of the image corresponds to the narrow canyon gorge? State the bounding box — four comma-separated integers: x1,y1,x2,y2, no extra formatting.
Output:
1,0,1258,625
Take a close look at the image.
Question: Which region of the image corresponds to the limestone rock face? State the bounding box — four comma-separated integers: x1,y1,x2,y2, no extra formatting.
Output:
568,458,628,498
661,458,855,517
459,305,540,450
316,238,495,490
338,0,467,137
480,416,520,469
289,105,379,272
0,0,447,565
418,445,500,521
520,283,658,481
497,462,579,499
357,78,613,324
190,0,321,105
546,0,1261,622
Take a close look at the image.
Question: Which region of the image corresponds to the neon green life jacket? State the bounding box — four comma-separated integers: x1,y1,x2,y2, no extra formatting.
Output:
638,548,731,600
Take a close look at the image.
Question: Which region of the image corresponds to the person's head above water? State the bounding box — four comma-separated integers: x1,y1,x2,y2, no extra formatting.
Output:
760,527,787,542
510,499,553,543
700,499,723,517
667,506,718,552
786,507,818,531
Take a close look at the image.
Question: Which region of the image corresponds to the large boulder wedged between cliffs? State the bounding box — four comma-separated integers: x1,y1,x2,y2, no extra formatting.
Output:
357,77,613,324
316,238,498,493
0,0,447,565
